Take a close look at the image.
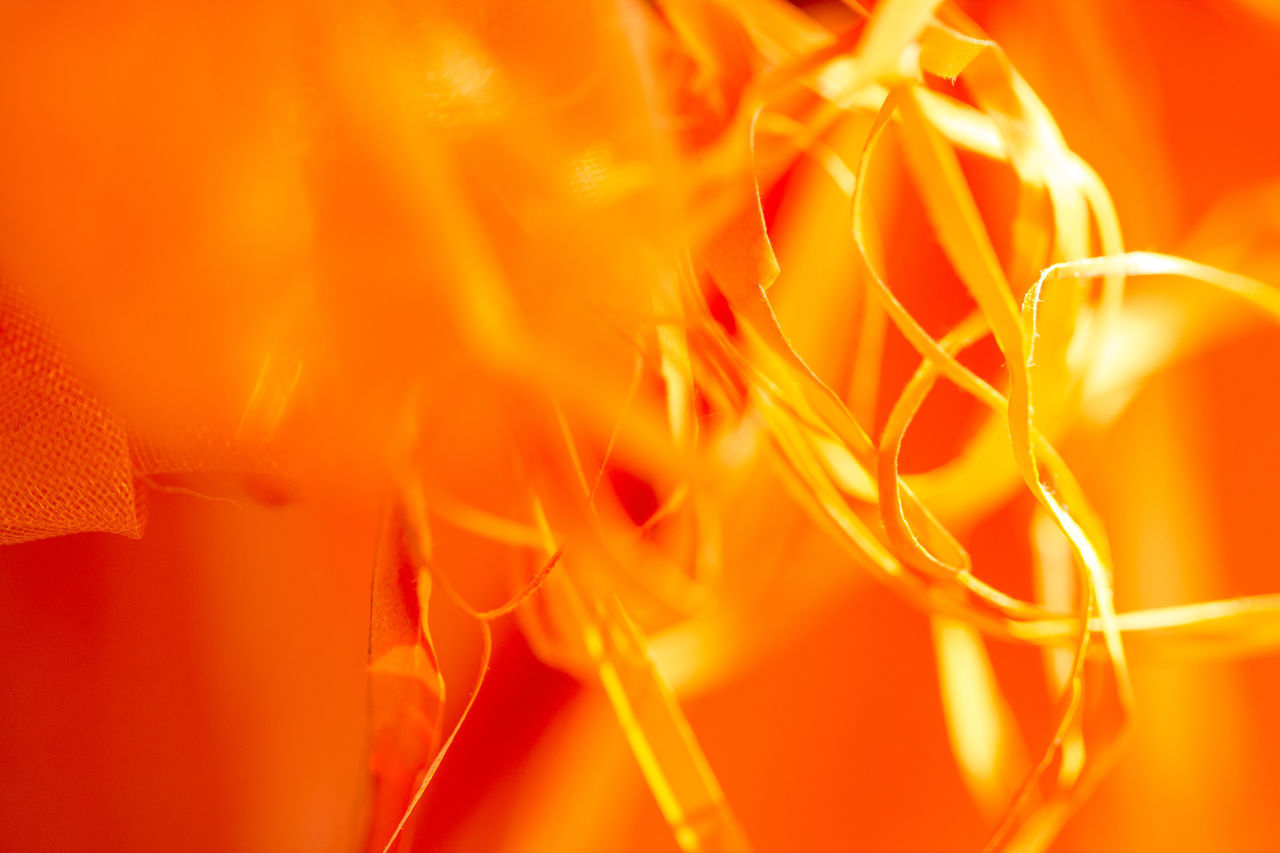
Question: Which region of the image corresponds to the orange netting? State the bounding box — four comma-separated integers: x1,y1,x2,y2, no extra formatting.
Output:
0,276,140,544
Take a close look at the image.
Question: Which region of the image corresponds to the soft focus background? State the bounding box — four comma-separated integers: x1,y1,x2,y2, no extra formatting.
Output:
5,1,1280,851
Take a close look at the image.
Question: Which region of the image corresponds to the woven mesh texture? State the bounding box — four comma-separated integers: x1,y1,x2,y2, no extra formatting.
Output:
0,276,141,543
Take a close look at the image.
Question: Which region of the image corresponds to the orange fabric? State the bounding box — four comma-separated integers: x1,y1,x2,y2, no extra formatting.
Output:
0,278,139,543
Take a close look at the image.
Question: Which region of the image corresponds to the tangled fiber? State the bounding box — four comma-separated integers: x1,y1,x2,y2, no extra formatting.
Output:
4,1,1280,851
